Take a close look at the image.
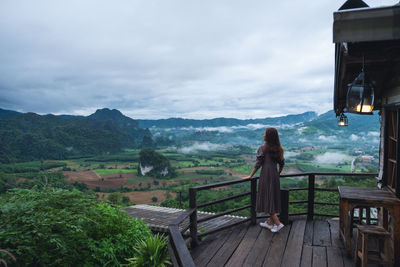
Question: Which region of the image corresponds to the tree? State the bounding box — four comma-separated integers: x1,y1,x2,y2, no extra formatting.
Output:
108,192,123,204
140,135,155,149
137,149,176,178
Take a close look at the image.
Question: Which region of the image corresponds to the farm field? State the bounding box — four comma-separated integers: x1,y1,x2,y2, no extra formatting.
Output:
0,145,378,214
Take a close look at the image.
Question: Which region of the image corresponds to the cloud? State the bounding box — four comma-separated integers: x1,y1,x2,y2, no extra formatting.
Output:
180,126,234,133
318,135,337,142
297,127,308,134
350,134,359,141
368,131,380,137
285,151,299,158
0,0,395,118
315,152,352,164
176,123,297,133
178,142,227,154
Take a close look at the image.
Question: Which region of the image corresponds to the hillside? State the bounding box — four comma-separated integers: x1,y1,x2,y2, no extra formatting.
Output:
0,108,20,119
0,109,150,163
0,108,381,162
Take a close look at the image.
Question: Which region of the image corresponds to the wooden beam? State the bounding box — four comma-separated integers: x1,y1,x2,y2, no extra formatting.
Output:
333,6,400,43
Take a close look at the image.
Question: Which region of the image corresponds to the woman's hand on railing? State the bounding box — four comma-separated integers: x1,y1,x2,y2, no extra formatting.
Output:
242,176,252,179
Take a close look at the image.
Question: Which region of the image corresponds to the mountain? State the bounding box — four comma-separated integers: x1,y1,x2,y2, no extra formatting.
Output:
137,111,318,128
0,108,150,163
0,107,381,162
141,110,381,148
89,108,139,128
0,108,21,119
89,108,150,141
302,110,380,135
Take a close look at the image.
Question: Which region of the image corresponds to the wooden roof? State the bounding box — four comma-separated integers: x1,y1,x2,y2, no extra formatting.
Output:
333,4,400,115
124,204,246,234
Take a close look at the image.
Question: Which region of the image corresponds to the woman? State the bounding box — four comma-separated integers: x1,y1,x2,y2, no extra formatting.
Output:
243,127,285,232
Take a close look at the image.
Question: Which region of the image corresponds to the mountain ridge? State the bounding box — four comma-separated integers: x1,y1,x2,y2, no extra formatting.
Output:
137,111,318,128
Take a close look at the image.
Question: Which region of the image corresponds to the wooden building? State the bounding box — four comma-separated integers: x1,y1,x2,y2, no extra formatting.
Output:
333,0,400,265
333,0,400,195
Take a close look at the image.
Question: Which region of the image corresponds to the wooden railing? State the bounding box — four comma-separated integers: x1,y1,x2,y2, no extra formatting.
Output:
168,172,377,267
168,208,196,267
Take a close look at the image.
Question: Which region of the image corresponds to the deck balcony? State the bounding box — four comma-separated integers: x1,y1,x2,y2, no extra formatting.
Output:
166,172,385,267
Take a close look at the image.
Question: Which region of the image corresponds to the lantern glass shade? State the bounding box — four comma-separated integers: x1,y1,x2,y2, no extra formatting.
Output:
346,72,374,114
338,113,348,127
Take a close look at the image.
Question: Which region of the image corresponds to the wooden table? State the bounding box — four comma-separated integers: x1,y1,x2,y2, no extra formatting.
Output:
338,186,400,265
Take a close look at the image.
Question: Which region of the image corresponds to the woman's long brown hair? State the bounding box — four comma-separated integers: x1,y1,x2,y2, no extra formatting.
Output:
263,128,284,162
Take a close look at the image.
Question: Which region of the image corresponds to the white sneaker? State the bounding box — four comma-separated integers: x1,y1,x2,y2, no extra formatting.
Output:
271,223,284,233
259,221,274,230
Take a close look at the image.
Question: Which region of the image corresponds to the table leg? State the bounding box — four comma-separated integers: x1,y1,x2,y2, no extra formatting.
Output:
343,200,352,256
339,199,343,237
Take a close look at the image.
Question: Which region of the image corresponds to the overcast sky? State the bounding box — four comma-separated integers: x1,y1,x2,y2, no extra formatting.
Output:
0,1,396,119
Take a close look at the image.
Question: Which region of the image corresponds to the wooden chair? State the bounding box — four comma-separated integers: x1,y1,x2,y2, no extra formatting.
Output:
350,207,373,237
354,224,392,267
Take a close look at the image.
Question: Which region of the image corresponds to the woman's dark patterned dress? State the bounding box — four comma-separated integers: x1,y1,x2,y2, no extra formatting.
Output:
254,145,284,214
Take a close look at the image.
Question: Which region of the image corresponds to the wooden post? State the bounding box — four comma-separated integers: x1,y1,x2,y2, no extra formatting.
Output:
280,188,289,225
179,191,182,209
189,188,199,247
250,178,257,225
393,206,400,266
307,174,315,221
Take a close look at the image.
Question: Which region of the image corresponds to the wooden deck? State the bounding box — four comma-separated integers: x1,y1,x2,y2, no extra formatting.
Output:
191,218,371,267
124,204,246,234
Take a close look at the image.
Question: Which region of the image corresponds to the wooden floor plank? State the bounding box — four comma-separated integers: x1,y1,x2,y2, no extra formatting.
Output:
262,224,291,267
327,246,344,267
242,227,274,267
340,248,354,267
192,228,233,267
190,218,359,267
281,219,307,267
301,244,313,267
313,220,331,247
304,220,314,245
206,224,248,267
312,246,327,267
328,219,343,248
225,224,262,267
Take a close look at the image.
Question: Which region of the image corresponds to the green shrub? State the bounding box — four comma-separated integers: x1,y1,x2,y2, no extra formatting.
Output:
127,234,170,267
0,188,151,266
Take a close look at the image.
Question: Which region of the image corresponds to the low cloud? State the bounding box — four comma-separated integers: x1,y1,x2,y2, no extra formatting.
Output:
181,126,234,133
297,127,307,134
315,152,352,164
285,151,299,158
350,134,359,141
368,131,379,137
178,142,228,154
170,123,297,133
318,135,337,142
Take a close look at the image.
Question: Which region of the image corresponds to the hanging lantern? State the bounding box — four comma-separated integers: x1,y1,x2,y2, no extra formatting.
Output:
338,113,348,126
346,58,374,114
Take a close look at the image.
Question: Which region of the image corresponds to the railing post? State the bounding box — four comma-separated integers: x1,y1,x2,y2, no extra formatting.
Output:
189,188,199,247
307,174,315,221
250,178,257,225
280,188,289,225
